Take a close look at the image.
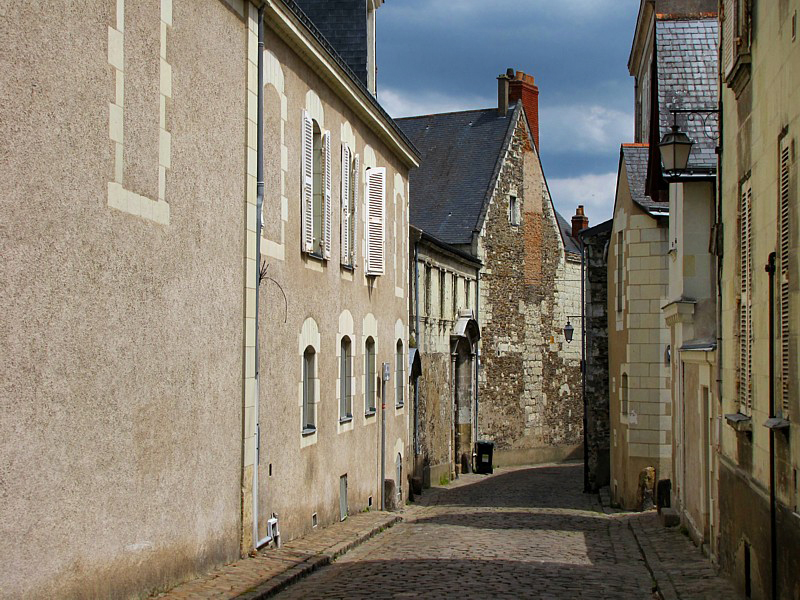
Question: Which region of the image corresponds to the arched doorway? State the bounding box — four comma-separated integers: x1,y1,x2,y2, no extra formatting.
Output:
451,311,480,475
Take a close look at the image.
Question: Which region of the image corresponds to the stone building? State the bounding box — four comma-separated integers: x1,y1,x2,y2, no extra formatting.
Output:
608,143,671,509
0,0,417,597
409,226,481,485
399,71,583,469
717,0,800,596
580,219,613,493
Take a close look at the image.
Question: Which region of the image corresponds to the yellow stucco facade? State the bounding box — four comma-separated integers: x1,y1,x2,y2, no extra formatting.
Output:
718,0,800,597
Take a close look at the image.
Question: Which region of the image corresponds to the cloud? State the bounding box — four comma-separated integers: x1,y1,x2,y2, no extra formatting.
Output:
379,87,493,119
548,172,618,225
539,104,632,156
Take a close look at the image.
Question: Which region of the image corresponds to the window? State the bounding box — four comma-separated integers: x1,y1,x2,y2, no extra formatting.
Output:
365,167,386,275
302,346,316,432
424,264,432,317
395,340,404,407
509,194,520,226
340,145,359,267
301,111,331,258
616,231,624,312
465,279,471,310
439,270,446,320
340,336,352,420
452,274,458,319
365,337,376,414
722,0,752,86
778,139,793,416
621,373,629,416
738,181,753,415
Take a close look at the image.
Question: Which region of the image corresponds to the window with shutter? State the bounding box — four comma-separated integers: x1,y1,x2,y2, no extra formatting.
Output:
301,111,314,253
341,144,351,264
723,0,752,88
323,131,332,259
365,167,386,275
778,141,792,416
351,154,359,267
738,182,753,415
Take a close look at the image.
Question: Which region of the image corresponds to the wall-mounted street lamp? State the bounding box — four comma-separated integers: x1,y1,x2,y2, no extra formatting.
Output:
659,125,693,172
658,108,719,176
563,315,582,343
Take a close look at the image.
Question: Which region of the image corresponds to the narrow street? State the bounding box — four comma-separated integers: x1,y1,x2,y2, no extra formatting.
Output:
274,464,734,599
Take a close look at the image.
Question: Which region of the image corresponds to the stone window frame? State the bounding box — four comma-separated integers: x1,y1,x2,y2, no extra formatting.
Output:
509,194,521,226
302,346,317,434
395,339,404,408
365,337,377,416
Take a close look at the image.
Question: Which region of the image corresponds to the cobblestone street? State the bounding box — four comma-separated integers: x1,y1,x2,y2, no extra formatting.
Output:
274,464,736,599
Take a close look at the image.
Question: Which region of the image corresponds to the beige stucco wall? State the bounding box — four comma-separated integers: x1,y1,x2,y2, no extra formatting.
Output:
0,1,247,597
254,27,410,543
608,162,672,509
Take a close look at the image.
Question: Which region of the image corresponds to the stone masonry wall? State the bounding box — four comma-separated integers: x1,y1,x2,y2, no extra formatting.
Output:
584,227,612,492
477,114,583,461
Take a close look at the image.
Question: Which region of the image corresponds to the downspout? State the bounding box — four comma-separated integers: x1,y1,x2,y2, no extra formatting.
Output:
766,252,778,600
580,235,589,493
413,241,420,455
475,270,480,445
252,5,272,551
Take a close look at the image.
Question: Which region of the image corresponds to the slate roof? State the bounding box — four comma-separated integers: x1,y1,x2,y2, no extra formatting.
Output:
397,104,520,245
622,144,667,215
279,0,419,161
292,0,368,86
656,17,719,171
556,212,582,256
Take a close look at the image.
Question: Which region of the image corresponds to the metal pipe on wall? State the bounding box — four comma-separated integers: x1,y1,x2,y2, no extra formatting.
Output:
766,252,778,600
414,241,420,455
252,4,272,551
474,270,480,445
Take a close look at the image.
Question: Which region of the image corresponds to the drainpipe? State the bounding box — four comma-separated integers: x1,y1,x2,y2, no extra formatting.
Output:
251,5,272,551
413,241,420,455
475,270,480,445
766,252,778,600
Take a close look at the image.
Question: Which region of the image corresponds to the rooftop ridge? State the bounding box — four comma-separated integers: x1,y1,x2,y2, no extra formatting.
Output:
622,143,649,148
396,104,516,121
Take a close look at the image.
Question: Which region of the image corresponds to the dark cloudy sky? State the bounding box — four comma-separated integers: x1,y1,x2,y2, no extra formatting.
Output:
376,0,641,225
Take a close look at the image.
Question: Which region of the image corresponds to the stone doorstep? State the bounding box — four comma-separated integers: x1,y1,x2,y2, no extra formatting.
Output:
154,511,400,600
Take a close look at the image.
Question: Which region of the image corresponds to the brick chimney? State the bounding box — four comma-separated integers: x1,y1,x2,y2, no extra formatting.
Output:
571,205,589,239
508,70,540,151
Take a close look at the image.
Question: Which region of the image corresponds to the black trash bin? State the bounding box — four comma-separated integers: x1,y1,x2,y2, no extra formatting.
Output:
474,441,494,474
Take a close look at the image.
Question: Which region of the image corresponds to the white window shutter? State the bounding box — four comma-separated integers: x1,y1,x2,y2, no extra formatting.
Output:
366,167,386,276
323,131,332,259
301,110,314,253
340,144,351,264
722,0,735,78
352,154,360,268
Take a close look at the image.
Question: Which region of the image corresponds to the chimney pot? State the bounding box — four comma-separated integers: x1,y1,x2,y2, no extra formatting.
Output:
571,204,589,239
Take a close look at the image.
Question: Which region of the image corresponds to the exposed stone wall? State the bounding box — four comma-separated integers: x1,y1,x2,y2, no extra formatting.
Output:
416,353,452,475
476,114,583,463
584,226,612,492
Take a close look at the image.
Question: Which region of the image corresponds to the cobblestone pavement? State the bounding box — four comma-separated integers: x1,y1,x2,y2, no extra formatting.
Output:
274,464,737,600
